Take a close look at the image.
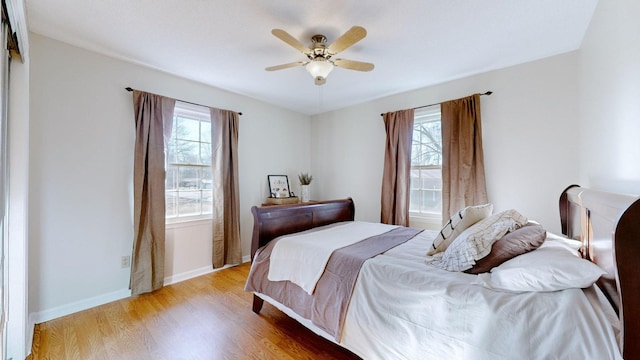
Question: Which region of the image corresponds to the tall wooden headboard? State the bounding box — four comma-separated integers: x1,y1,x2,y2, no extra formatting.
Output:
559,185,640,359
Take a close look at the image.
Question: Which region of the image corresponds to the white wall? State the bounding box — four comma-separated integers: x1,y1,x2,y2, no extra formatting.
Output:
28,33,310,321
578,0,640,194
311,52,580,234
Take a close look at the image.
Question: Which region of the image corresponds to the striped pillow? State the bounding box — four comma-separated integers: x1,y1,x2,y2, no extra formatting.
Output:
427,209,529,272
427,203,493,256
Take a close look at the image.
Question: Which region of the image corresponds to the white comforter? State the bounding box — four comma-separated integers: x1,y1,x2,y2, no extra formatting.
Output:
339,230,621,360
268,221,398,294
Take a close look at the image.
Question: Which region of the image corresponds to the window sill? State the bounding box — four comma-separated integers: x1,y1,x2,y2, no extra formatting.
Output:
166,217,211,229
409,212,442,230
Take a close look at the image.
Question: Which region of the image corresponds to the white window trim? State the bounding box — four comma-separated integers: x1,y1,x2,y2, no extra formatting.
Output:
166,216,211,229
409,212,442,230
166,101,213,223
173,101,210,121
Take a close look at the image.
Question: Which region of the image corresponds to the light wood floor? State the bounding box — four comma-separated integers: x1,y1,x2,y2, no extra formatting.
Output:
29,262,361,360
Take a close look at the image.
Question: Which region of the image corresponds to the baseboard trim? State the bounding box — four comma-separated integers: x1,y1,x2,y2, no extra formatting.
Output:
30,288,132,325
28,256,252,331
164,265,214,285
164,256,251,285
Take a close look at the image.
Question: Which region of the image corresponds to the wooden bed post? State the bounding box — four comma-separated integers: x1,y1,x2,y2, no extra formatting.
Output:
614,198,640,359
559,184,579,236
252,295,264,313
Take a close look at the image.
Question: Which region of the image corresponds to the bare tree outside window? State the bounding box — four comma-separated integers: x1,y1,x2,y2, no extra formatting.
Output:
410,105,442,215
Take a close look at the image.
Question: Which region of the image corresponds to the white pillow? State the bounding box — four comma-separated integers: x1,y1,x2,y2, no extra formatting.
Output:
427,203,493,255
473,246,606,292
426,209,528,271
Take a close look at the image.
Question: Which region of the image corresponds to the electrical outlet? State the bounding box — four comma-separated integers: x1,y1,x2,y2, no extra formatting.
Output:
121,255,131,268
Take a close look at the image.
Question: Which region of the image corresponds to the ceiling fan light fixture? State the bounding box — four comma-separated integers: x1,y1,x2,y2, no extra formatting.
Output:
306,59,334,85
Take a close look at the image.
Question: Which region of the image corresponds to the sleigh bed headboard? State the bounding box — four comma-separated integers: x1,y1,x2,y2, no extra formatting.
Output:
559,185,640,359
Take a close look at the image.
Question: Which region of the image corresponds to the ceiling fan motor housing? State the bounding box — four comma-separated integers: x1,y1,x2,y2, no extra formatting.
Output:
311,34,327,44
310,35,329,58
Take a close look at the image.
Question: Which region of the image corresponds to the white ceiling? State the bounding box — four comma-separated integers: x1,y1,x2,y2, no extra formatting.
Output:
25,0,598,115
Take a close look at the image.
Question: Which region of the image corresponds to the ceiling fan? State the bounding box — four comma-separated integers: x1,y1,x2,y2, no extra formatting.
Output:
266,26,375,86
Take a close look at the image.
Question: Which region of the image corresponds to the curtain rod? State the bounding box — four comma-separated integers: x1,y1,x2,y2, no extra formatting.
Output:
380,91,493,116
125,87,242,115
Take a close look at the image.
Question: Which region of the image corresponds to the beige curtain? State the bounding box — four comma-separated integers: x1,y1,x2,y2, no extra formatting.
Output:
131,91,176,295
381,109,415,226
210,108,242,268
441,94,488,225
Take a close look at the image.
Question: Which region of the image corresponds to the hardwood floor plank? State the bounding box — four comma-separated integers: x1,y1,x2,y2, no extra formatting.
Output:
70,311,108,360
30,262,360,359
30,325,41,360
62,323,81,359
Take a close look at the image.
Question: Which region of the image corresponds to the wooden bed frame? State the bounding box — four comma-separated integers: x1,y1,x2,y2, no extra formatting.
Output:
250,198,355,313
250,187,640,359
559,185,640,359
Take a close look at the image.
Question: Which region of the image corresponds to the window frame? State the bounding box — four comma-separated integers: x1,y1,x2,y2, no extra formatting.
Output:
409,105,443,225
165,101,213,224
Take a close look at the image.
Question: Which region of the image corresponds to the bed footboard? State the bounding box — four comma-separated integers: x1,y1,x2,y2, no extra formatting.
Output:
250,198,355,260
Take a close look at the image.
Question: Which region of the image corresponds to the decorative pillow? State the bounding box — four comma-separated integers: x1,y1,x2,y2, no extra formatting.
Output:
465,222,546,274
472,246,606,292
426,209,528,271
427,203,493,256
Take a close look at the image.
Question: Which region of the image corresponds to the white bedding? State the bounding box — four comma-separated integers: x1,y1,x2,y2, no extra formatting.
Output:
268,221,398,294
257,228,622,360
340,230,621,360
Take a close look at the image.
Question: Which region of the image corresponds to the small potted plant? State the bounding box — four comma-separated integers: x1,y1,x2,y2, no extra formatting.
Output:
298,172,313,202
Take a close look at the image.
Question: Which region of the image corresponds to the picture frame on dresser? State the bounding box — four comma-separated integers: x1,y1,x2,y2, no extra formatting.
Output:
267,175,291,198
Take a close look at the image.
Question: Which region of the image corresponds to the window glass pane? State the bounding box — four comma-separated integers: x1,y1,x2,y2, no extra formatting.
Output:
202,190,213,214
167,139,177,164
410,168,442,214
200,142,212,165
178,166,200,189
175,140,199,164
202,168,212,189
177,191,201,216
175,117,200,141
166,165,178,191
201,121,211,143
421,168,442,213
412,121,441,166
166,191,177,218
410,169,421,213
172,117,177,137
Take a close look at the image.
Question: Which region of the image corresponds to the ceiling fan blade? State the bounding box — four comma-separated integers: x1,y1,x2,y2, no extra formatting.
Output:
327,26,367,54
333,58,374,72
265,61,306,71
271,29,311,54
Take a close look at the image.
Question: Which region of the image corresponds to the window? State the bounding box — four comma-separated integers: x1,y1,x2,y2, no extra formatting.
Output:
410,105,442,216
165,101,212,221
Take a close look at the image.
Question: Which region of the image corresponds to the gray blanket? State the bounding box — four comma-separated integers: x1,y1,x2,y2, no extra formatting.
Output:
245,225,423,341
